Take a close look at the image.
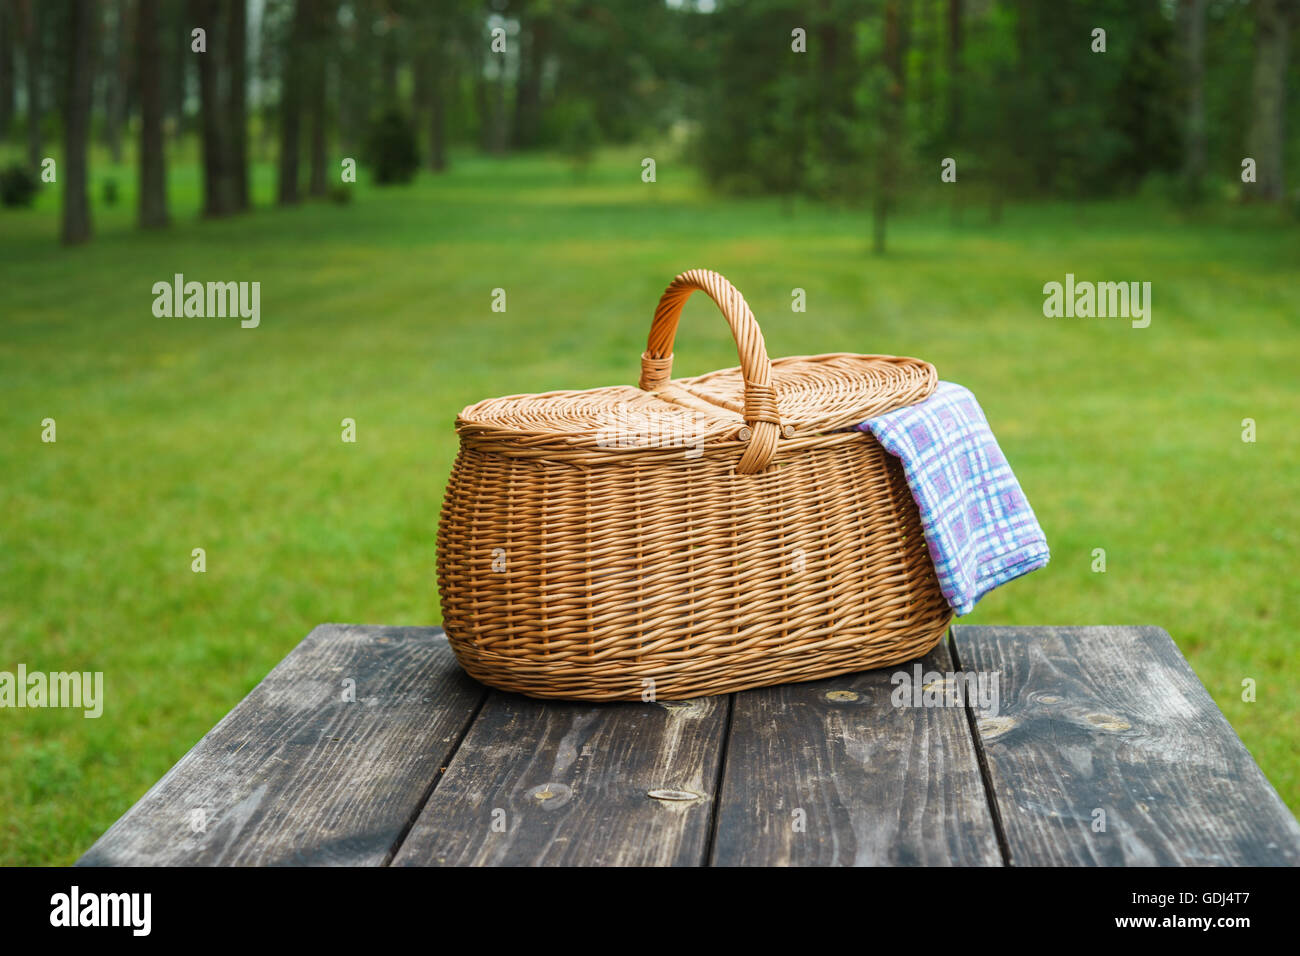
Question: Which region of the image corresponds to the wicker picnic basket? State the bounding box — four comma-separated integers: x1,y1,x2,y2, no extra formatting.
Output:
437,269,952,700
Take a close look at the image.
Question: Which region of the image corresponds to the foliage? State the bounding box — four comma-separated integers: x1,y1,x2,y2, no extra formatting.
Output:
0,164,39,207
365,108,420,185
693,0,1293,205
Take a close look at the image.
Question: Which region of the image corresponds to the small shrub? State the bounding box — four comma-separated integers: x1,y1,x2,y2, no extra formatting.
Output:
365,108,419,185
329,183,353,204
0,164,38,208
101,177,120,206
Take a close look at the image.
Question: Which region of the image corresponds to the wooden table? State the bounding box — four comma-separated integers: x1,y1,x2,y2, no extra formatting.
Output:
78,624,1300,866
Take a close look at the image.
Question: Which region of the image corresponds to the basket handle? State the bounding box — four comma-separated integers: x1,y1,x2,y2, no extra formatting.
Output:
639,269,781,474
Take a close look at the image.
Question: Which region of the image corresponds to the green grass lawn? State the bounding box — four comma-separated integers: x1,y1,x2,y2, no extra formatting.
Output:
2,146,1297,864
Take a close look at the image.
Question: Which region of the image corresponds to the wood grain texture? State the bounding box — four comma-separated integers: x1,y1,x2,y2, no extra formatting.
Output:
78,625,484,866
390,691,728,866
951,625,1300,866
710,640,1003,866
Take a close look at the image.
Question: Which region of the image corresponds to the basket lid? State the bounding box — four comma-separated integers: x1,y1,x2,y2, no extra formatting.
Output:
456,352,935,451
455,269,936,470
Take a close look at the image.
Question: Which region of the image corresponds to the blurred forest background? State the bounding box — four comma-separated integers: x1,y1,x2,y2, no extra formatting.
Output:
0,0,1297,239
2,1,1299,865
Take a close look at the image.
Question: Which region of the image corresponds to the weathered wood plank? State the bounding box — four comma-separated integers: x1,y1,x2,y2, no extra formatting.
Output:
390,691,728,866
78,625,484,866
710,640,1003,866
951,625,1300,866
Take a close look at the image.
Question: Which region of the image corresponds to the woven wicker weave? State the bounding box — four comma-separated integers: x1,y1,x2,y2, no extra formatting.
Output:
437,269,953,700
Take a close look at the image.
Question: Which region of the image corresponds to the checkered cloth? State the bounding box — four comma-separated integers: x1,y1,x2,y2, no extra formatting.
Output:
856,381,1049,615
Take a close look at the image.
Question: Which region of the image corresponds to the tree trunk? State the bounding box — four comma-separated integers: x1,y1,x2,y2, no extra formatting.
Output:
0,2,15,143
917,0,938,140
874,0,910,255
381,23,397,102
307,1,330,198
104,0,129,163
512,16,548,150
225,0,249,210
429,50,446,171
21,0,41,170
192,0,231,216
1176,0,1207,195
168,3,185,137
491,54,507,153
1245,0,1291,201
341,0,374,153
278,0,308,205
474,51,490,151
412,39,429,114
307,79,327,196
255,0,277,157
137,0,168,227
945,0,963,144
816,13,841,169
62,0,94,245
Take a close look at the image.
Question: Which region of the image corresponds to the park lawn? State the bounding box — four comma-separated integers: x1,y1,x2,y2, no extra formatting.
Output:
1,146,1297,865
